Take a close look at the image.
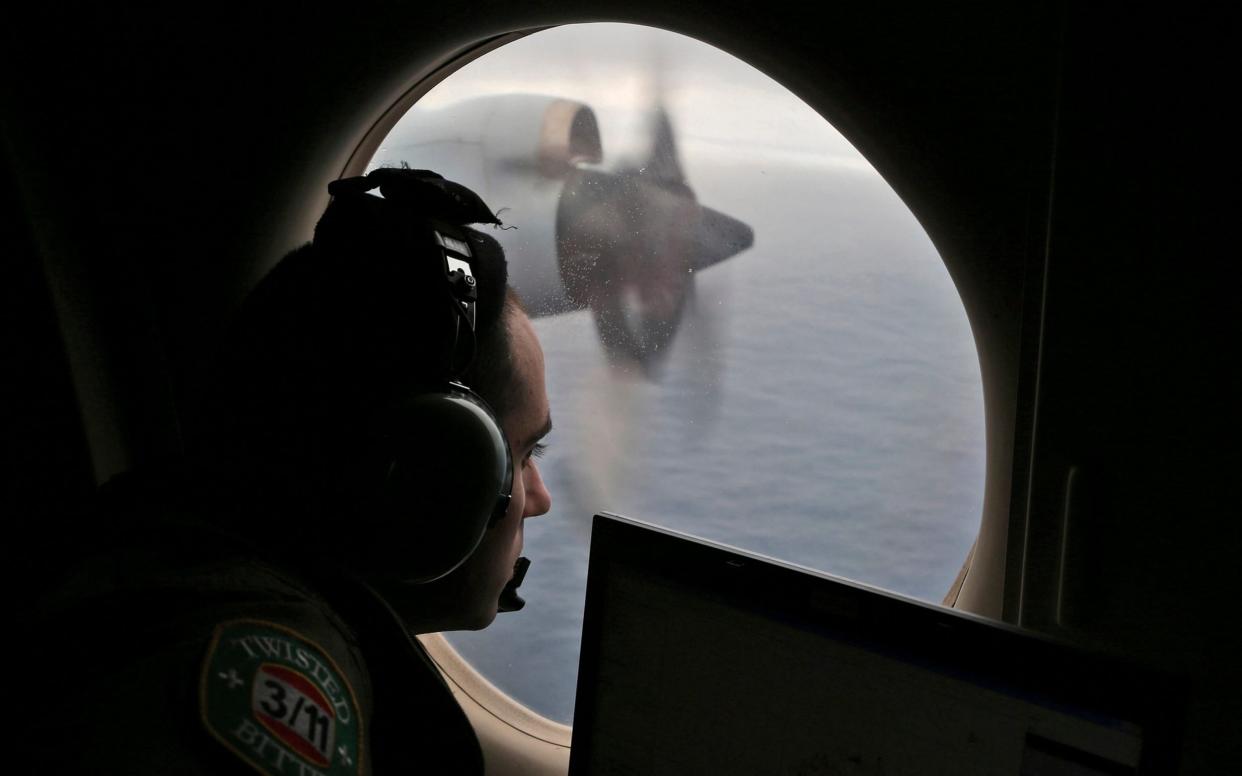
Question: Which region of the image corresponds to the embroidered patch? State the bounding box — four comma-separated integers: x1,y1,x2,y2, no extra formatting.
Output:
200,620,363,776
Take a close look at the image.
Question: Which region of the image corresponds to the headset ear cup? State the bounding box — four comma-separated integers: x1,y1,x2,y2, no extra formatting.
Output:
352,388,512,584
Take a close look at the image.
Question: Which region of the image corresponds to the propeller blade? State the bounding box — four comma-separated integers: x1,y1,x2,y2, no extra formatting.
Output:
691,205,755,272
642,106,686,185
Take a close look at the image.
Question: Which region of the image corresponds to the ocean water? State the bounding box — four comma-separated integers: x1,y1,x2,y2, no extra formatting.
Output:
444,149,987,724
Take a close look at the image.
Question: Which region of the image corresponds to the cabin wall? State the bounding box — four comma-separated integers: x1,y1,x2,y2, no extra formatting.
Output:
1015,3,1237,771
2,152,96,587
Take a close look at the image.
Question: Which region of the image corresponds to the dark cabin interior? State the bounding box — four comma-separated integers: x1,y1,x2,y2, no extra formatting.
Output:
3,3,1234,772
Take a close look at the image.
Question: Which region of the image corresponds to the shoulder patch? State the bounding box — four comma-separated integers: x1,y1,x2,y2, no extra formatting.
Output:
200,619,364,776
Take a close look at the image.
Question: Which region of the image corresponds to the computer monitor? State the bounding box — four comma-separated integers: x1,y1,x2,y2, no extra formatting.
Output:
570,513,1182,775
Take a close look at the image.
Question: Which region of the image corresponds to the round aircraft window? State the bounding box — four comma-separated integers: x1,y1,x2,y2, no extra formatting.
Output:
368,23,984,724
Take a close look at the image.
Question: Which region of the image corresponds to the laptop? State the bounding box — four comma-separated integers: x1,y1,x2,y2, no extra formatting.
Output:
569,513,1181,775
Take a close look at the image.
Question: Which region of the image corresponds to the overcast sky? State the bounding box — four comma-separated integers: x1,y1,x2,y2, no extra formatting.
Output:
413,23,875,172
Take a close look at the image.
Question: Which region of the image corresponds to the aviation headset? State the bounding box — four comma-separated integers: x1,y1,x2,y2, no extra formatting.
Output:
315,168,514,586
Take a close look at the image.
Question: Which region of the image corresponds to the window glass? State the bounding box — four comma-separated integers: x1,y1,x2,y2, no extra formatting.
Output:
368,23,984,724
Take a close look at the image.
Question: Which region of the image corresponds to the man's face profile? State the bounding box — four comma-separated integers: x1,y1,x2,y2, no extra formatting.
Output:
404,305,553,631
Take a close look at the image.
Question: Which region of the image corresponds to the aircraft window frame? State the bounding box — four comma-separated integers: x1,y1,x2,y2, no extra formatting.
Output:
341,21,995,748
422,633,573,749
341,29,545,185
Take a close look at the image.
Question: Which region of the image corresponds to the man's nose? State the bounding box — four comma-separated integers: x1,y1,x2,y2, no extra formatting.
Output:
523,461,552,518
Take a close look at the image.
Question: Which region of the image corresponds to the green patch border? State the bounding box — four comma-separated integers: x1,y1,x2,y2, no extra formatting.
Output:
199,618,365,776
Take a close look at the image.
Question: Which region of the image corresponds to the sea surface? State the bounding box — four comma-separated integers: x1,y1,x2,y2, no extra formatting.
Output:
442,148,987,724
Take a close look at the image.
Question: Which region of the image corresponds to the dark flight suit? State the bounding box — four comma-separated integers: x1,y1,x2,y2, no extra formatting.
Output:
22,491,484,776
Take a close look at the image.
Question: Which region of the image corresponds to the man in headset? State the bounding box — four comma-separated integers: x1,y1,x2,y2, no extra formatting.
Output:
27,169,552,775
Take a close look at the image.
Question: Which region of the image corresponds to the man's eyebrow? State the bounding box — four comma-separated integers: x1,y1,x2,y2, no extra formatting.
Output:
521,416,553,451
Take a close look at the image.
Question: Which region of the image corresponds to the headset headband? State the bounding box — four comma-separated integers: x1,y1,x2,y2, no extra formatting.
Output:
326,167,503,382
430,220,479,379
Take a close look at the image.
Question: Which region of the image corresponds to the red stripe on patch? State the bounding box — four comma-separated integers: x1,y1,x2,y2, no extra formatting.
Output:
262,664,334,717
258,712,332,767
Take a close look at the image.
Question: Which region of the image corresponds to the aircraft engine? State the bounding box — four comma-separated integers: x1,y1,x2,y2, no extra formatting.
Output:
370,94,753,376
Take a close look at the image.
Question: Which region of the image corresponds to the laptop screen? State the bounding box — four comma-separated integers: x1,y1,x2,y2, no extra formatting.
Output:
569,514,1180,775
